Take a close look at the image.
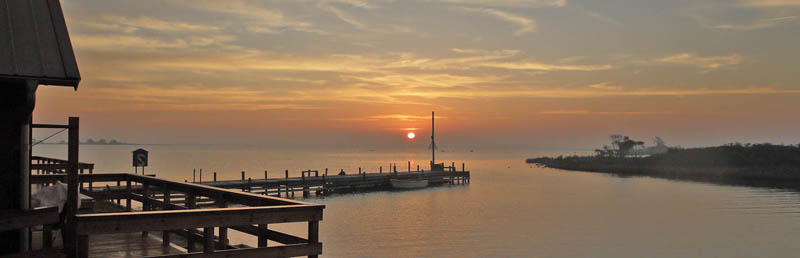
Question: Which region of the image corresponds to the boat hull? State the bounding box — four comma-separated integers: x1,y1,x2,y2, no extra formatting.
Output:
390,178,428,189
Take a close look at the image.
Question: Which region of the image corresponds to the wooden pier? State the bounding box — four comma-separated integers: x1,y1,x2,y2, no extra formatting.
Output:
195,164,471,198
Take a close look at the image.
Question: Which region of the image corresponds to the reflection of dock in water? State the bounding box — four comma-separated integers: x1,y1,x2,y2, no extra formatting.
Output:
196,164,470,198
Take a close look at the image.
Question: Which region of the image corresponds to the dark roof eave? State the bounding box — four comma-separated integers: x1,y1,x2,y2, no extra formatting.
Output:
0,75,80,89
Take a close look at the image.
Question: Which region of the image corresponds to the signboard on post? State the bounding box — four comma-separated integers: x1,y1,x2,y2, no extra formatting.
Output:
132,149,148,174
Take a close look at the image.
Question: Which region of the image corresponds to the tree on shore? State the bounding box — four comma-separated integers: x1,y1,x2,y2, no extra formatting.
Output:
595,134,645,158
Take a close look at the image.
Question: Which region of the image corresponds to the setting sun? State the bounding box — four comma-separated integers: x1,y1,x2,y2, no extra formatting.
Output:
407,132,416,140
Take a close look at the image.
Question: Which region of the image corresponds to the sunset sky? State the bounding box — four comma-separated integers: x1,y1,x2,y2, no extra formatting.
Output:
34,0,800,149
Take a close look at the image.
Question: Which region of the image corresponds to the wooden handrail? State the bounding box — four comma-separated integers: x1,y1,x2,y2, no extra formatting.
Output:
75,205,322,235
0,206,59,232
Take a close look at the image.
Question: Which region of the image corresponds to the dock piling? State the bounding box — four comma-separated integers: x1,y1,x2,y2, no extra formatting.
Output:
199,169,202,183
193,168,196,183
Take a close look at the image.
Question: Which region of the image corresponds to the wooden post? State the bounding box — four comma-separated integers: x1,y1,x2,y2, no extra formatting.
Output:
241,171,245,181
379,166,382,174
162,186,171,246
417,165,420,171
126,179,132,211
42,224,53,248
65,117,79,257
141,182,150,237
308,221,319,258
78,235,88,258
216,198,228,250
213,172,216,182
87,168,93,192
116,180,121,205
186,193,197,252
193,168,196,183
264,170,268,180
203,227,214,253
408,161,410,172
325,168,328,176
258,224,268,248
358,167,361,174
462,163,465,172
199,169,202,183
285,170,288,179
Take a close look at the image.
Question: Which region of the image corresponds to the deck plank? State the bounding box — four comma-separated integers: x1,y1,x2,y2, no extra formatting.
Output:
88,232,184,258
31,231,184,258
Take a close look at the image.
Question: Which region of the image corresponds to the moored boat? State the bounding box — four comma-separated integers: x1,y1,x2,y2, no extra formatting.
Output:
390,178,428,189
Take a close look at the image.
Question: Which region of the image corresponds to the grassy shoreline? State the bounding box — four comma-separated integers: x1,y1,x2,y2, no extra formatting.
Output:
527,144,800,189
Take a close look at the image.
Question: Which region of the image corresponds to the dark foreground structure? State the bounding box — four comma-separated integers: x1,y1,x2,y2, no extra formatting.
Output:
1,1,324,257
528,144,800,187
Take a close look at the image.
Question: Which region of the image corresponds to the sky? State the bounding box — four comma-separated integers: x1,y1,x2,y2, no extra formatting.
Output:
33,0,800,149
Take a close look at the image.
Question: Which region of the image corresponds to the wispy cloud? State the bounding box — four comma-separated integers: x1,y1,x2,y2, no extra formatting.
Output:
459,7,536,35
740,0,800,7
433,0,567,8
99,15,220,32
700,16,796,30
173,0,322,34
644,53,743,71
318,1,370,30
588,82,623,90
334,114,446,121
480,61,613,71
540,110,672,115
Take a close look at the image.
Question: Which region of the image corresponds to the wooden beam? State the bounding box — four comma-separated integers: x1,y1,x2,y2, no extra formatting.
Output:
229,226,308,245
0,207,59,231
143,243,322,258
75,205,323,235
31,123,69,129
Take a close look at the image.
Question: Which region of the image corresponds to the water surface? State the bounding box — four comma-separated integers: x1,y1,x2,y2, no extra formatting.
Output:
33,145,800,257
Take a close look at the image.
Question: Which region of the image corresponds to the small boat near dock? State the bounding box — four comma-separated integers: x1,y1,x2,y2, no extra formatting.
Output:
390,178,428,189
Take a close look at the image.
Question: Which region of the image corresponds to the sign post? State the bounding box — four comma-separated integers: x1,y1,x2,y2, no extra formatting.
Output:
132,148,148,175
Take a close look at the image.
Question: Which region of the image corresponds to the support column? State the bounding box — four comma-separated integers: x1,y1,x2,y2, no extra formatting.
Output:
0,80,36,254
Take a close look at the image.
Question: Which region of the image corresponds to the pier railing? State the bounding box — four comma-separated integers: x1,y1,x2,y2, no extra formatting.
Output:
31,156,94,174
31,173,324,258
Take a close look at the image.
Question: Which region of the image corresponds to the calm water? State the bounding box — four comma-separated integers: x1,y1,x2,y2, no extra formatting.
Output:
34,144,800,257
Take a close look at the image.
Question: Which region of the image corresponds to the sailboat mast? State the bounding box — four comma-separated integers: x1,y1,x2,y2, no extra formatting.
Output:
431,111,435,165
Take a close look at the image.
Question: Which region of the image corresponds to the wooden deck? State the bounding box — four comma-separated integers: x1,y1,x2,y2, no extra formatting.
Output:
196,167,470,198
31,231,184,258
29,173,324,258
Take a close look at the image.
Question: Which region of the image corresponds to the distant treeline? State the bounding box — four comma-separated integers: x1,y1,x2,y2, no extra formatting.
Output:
34,138,132,145
527,143,800,186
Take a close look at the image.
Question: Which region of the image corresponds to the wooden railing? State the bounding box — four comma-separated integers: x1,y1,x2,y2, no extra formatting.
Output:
0,206,60,249
31,156,94,175
31,173,325,258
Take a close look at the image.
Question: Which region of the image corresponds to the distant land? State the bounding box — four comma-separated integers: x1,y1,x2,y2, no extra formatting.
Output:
34,138,136,145
528,136,800,188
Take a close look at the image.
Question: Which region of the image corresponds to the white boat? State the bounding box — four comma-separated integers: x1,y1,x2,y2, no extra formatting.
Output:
390,178,428,189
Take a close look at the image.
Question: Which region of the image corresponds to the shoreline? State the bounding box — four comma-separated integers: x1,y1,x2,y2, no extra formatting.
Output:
527,152,800,191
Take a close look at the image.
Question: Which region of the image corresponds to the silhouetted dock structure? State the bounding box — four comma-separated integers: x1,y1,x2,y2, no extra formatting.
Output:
195,164,471,198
